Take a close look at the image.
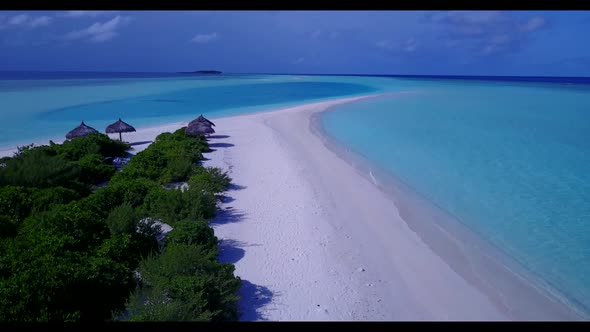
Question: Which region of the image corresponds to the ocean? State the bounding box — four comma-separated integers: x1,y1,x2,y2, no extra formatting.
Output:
0,73,383,149
320,78,590,316
1,71,589,317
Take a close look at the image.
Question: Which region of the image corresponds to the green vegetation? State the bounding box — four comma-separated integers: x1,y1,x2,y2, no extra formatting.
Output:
111,128,209,185
190,167,232,194
0,129,239,322
0,186,80,238
0,133,129,194
126,243,240,321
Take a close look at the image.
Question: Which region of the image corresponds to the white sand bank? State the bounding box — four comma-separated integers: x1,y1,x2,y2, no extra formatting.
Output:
196,95,511,320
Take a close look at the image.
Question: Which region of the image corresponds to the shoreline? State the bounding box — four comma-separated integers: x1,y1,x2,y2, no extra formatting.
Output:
2,94,583,320
0,93,377,158
198,94,581,320
310,101,586,320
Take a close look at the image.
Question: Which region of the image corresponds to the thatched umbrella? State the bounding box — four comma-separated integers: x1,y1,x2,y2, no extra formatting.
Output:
66,121,98,139
185,122,215,137
105,118,136,141
188,114,215,127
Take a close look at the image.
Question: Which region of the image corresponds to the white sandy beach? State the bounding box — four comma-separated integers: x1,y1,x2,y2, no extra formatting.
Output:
1,95,580,321
196,96,511,321
197,96,581,321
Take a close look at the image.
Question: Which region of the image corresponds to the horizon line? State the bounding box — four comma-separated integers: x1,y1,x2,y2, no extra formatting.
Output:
1,70,590,80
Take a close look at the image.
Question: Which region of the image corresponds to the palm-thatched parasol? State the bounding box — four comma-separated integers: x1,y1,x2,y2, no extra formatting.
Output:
66,121,98,140
188,114,215,127
105,118,136,141
185,122,215,137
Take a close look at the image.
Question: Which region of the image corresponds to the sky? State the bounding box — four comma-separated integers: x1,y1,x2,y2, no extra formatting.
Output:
0,10,589,76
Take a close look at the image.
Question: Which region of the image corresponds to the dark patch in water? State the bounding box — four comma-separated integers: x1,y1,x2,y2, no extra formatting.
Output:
148,99,183,103
36,81,378,122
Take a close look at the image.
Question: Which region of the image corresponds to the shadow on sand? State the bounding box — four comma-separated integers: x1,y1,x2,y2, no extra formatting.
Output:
239,280,275,321
212,180,273,320
218,239,261,264
217,195,235,204
211,207,247,226
218,239,246,264
209,142,235,148
228,183,247,191
208,135,230,139
129,140,153,146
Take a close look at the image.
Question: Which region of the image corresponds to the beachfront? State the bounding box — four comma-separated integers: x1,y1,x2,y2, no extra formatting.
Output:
44,95,575,321
200,96,508,320
0,94,584,321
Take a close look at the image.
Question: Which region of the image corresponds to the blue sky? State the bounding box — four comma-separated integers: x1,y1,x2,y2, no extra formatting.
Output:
0,10,589,76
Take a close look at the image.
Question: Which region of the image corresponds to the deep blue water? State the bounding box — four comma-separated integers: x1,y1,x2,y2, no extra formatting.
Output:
0,71,221,80
0,74,380,147
257,72,590,85
39,82,376,122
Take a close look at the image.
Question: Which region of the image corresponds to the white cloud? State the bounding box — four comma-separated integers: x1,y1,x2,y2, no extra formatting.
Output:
403,37,417,52
9,14,29,25
376,38,418,53
376,40,394,50
90,31,118,42
481,34,512,55
432,11,506,25
3,14,52,29
521,16,546,32
190,32,218,43
61,11,117,18
293,57,305,64
29,16,52,28
64,16,131,43
427,11,549,56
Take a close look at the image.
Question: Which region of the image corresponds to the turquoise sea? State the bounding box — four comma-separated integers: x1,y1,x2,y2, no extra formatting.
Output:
1,72,589,317
320,79,590,316
0,74,386,149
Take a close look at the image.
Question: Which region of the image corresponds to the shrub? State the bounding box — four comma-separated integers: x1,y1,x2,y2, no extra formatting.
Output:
0,215,17,239
189,167,231,194
30,187,80,214
111,148,167,183
140,187,185,225
106,203,140,236
105,203,160,264
13,143,36,158
0,229,133,322
164,219,218,249
0,149,83,190
126,243,240,322
83,178,160,218
161,155,196,184
53,132,129,161
78,153,116,184
0,186,80,238
0,186,34,229
141,185,217,226
19,202,109,252
112,129,209,184
0,133,128,191
0,231,88,322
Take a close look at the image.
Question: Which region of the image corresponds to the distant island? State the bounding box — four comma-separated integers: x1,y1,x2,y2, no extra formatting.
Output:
178,70,222,74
